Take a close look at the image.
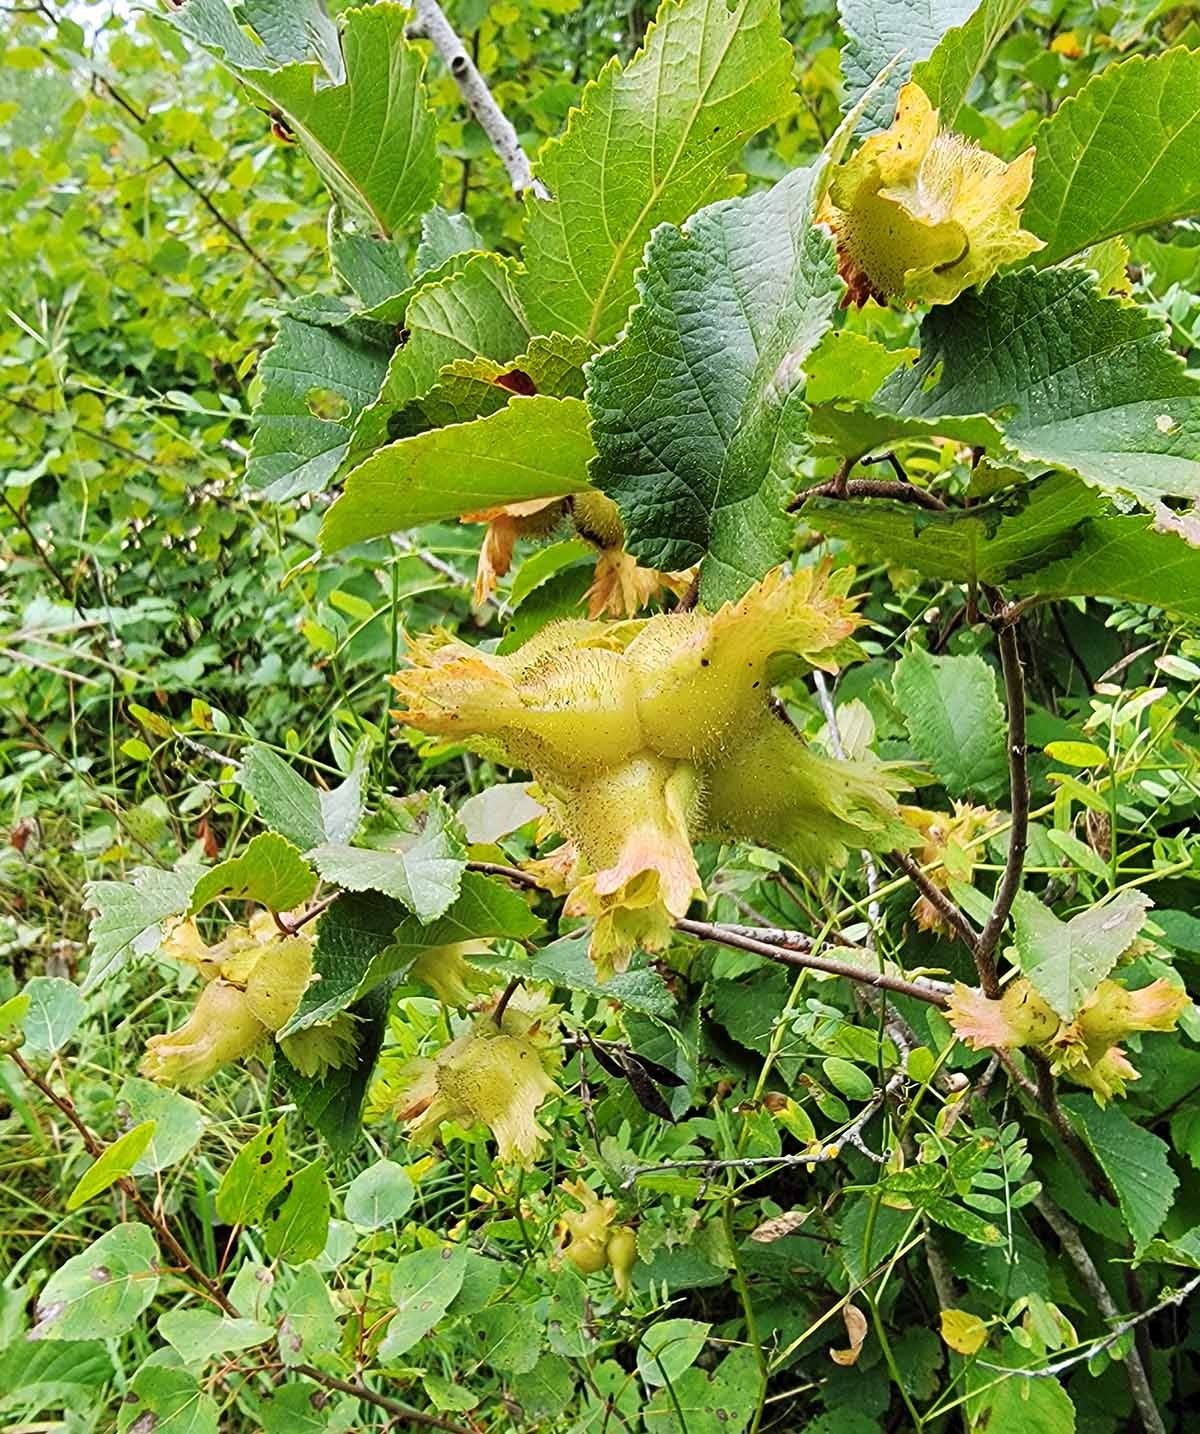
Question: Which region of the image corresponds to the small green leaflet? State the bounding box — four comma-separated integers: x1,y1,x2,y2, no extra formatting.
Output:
1065,1096,1178,1251
20,975,84,1056
83,865,200,991
308,789,467,923
380,1244,468,1360
1013,889,1152,1021
171,2,439,238
475,933,676,1018
877,268,1200,506
31,1224,159,1341
66,1121,156,1211
322,395,594,552
838,0,978,133
263,1159,331,1264
157,1308,274,1372
519,0,795,345
117,1363,219,1434
215,1118,290,1225
892,648,1008,802
277,1263,340,1366
344,1159,415,1229
637,1318,711,1387
1026,48,1200,266
588,163,841,605
190,831,316,915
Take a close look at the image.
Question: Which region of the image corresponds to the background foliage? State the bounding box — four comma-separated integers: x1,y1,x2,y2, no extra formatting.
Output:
4,0,1200,1431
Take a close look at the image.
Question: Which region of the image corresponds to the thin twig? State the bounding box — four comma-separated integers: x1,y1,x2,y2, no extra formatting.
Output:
791,477,947,513
1030,1195,1166,1434
408,0,549,199
974,594,1029,997
891,850,981,954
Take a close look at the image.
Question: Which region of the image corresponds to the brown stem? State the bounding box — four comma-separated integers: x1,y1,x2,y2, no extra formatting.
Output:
1033,1195,1165,1434
973,597,1029,997
891,851,980,954
791,477,947,513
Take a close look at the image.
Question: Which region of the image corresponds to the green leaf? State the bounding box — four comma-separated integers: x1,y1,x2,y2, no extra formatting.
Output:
263,1159,331,1264
346,253,531,465
67,1120,156,1211
0,1341,113,1414
643,1346,760,1434
277,1263,340,1367
1025,48,1200,266
476,933,676,1018
20,975,84,1055
588,164,840,605
215,1118,291,1225
804,329,916,406
117,1363,219,1434
190,832,317,915
284,872,541,1034
322,395,593,552
878,268,1200,506
238,747,366,850
31,1224,159,1340
474,1305,544,1374
280,987,389,1156
807,398,1003,467
246,310,391,503
380,1244,469,1360
822,1056,876,1102
1013,890,1151,1020
115,1078,205,1175
344,1158,415,1229
173,2,439,237
416,206,484,274
637,1318,711,1387
1009,515,1200,623
910,0,1025,125
804,472,1106,585
892,648,1007,801
309,790,466,922
1064,1096,1178,1250
839,0,978,133
157,1308,274,1371
519,0,794,345
331,233,412,308
83,865,200,990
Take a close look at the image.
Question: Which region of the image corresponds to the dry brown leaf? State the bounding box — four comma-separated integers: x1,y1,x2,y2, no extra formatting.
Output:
830,1303,869,1366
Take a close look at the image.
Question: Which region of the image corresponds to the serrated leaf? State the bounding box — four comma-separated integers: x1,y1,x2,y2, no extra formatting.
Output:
172,2,438,236
1026,48,1200,266
878,268,1200,506
839,0,978,133
83,865,200,990
245,311,391,502
910,0,1025,125
263,1159,331,1263
1013,889,1152,1020
157,1308,274,1372
1009,514,1200,623
474,932,676,1018
283,872,541,1034
67,1120,156,1211
588,163,840,605
346,253,530,466
117,1364,219,1434
1065,1096,1178,1250
31,1224,159,1340
380,1244,468,1360
643,1346,760,1434
190,832,316,915
215,1118,290,1225
322,396,593,552
637,1319,711,1387
804,471,1106,585
308,789,466,922
519,0,794,345
279,984,389,1154
238,747,365,849
892,648,1007,801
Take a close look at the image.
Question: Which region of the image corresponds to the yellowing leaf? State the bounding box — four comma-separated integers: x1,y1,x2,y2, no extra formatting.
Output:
1045,741,1108,768
940,1308,988,1355
66,1122,157,1211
